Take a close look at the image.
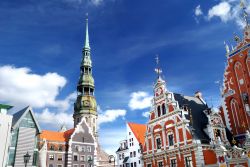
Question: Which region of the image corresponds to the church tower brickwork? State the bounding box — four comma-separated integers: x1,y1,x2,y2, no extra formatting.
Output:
73,16,98,139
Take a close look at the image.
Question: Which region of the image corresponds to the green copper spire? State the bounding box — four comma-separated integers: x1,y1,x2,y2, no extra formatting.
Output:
73,15,97,128
84,13,90,49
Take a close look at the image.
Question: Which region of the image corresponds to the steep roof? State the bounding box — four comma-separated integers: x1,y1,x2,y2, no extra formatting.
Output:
174,93,210,144
128,122,147,145
40,128,74,142
12,106,41,133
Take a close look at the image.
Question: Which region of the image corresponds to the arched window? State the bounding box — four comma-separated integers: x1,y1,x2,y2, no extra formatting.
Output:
157,106,161,117
155,137,162,149
167,132,174,146
162,104,166,115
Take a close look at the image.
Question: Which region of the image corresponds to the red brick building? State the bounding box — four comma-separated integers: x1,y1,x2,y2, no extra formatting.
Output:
142,62,232,166
221,25,250,140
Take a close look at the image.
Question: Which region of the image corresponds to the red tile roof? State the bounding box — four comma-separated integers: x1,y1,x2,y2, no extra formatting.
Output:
128,122,147,145
39,128,74,142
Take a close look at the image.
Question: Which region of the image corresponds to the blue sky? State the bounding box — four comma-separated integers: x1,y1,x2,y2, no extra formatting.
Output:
0,0,248,154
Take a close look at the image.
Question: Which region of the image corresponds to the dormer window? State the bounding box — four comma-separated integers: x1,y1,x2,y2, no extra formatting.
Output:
50,145,55,151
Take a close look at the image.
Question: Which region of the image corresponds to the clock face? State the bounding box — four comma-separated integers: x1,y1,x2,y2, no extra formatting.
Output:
156,87,163,96
83,100,90,107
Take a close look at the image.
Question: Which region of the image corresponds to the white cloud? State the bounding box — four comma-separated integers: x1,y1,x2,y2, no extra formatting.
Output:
208,2,231,22
142,111,150,118
195,5,203,16
128,91,152,110
35,108,73,128
0,65,75,111
206,0,250,28
98,109,127,125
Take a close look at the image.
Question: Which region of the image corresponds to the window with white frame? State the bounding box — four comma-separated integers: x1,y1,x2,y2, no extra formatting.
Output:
158,161,163,167
156,137,161,149
57,154,63,161
80,155,85,162
87,155,92,161
49,155,54,160
168,133,174,146
73,155,78,161
185,156,193,167
87,146,91,152
82,146,85,152
170,159,177,167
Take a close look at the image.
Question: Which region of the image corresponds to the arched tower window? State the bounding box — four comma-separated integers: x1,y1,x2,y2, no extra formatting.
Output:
157,106,161,117
162,104,166,115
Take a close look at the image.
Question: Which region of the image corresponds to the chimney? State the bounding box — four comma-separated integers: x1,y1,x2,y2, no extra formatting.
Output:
195,91,206,104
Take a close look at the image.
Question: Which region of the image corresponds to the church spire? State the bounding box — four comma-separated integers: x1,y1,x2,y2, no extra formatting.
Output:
73,15,98,139
84,13,90,49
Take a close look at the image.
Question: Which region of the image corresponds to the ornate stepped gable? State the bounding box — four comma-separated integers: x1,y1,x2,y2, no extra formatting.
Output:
39,117,96,167
142,58,232,167
221,11,250,140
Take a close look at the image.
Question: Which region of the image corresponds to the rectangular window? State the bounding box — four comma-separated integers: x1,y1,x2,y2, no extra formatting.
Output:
156,138,161,149
49,155,54,160
171,159,177,167
119,154,122,160
50,145,55,151
58,154,63,161
158,162,163,167
130,152,132,158
74,155,78,161
131,163,133,167
134,162,137,167
169,134,174,146
133,151,136,157
87,155,92,161
122,153,124,159
80,155,85,162
87,146,91,152
82,146,86,152
185,156,193,167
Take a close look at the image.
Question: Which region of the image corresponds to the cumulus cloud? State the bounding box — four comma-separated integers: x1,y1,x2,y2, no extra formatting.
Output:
208,2,231,22
195,5,203,16
35,108,73,128
0,65,75,111
128,91,152,110
98,109,126,125
206,0,250,28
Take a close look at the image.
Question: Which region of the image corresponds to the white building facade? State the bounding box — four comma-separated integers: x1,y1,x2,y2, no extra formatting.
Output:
116,122,146,167
0,104,13,167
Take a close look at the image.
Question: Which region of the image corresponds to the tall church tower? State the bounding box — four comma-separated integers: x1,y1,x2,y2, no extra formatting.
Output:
73,16,98,139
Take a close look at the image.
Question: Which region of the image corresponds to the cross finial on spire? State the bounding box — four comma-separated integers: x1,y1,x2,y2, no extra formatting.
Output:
154,55,162,78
